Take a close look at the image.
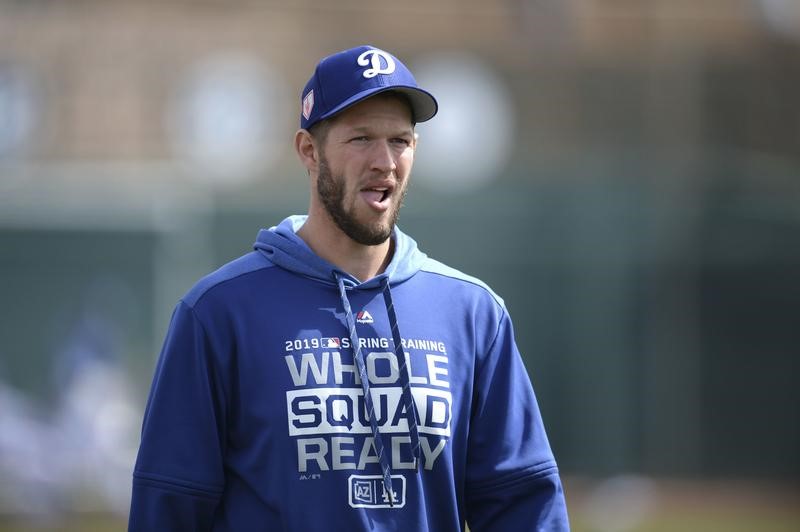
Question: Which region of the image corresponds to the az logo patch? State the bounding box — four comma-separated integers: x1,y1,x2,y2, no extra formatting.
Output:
348,475,405,509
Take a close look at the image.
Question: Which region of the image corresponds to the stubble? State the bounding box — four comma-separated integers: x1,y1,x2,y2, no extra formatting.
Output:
316,154,406,246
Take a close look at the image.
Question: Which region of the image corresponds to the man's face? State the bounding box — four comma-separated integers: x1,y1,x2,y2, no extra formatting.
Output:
314,95,416,246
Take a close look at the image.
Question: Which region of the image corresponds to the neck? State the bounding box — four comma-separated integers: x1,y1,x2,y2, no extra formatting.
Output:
297,212,393,283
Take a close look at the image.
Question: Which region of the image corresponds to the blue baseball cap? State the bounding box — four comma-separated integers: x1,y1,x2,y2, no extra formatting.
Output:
300,45,438,130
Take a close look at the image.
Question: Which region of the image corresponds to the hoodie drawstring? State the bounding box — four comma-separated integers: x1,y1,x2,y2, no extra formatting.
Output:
335,273,420,507
380,277,422,471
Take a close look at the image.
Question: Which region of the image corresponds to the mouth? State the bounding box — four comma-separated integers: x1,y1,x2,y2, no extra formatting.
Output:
359,184,393,211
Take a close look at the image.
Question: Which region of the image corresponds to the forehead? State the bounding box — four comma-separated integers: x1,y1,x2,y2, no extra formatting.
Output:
330,94,414,131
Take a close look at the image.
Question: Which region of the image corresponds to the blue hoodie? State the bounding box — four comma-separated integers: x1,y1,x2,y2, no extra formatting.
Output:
129,215,569,531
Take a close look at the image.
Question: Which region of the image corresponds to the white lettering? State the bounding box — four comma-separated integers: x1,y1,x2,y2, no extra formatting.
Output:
285,352,329,386
358,337,390,349
391,436,416,470
420,437,446,470
404,352,429,385
331,436,357,469
332,351,360,385
400,339,447,354
357,437,380,469
286,388,452,437
296,436,446,471
426,354,449,388
297,438,329,472
367,352,399,384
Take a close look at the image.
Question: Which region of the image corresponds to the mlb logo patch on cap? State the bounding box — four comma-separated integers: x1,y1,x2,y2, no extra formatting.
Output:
302,90,314,120
299,45,438,130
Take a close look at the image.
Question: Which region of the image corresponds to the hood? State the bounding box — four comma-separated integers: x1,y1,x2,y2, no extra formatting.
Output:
253,215,428,289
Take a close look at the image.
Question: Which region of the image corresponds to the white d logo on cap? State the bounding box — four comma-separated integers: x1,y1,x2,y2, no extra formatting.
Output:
357,50,396,79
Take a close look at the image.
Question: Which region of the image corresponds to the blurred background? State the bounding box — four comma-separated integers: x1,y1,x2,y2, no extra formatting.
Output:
0,0,798,530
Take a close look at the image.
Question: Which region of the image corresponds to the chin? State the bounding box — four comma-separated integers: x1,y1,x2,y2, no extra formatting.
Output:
347,220,393,246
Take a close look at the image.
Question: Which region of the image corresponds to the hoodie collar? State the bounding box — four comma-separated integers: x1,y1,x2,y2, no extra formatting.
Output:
253,215,427,289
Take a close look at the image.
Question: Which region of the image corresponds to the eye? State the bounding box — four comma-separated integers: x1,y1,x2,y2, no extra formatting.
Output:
349,136,369,143
390,137,411,147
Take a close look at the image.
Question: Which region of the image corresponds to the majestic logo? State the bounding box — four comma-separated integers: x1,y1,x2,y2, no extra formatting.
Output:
349,475,405,509
357,49,396,79
356,310,374,324
302,90,314,120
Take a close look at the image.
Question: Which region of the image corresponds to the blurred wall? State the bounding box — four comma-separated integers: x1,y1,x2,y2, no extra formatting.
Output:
1,0,799,516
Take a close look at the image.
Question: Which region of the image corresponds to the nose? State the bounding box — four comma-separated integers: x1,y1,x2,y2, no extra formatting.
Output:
370,140,397,174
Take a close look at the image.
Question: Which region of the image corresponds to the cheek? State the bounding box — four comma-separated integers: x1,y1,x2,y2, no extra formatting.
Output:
397,151,415,175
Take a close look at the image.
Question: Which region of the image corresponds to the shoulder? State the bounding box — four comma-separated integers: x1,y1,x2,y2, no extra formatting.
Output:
182,251,276,308
418,257,506,310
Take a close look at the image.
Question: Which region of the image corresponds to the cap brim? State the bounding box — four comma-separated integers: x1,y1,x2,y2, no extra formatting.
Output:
316,85,438,126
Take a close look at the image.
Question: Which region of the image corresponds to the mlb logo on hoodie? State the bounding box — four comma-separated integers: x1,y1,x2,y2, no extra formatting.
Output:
320,337,341,348
356,310,374,324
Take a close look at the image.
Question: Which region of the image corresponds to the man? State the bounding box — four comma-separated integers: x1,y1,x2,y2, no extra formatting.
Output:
129,45,569,531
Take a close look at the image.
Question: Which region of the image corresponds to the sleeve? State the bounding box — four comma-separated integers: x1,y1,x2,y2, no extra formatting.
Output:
465,311,570,531
128,300,228,531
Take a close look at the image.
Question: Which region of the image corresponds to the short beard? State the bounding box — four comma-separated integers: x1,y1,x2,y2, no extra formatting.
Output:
316,154,405,246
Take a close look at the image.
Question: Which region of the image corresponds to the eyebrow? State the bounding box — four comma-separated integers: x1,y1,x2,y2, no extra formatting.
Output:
347,125,414,137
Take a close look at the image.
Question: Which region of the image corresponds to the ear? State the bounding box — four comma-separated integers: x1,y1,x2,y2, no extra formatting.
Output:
294,129,320,174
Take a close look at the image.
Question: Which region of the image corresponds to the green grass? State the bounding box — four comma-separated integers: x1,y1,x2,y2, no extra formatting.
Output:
569,509,799,532
1,478,797,531
565,477,799,532
0,515,125,532
3,511,798,532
